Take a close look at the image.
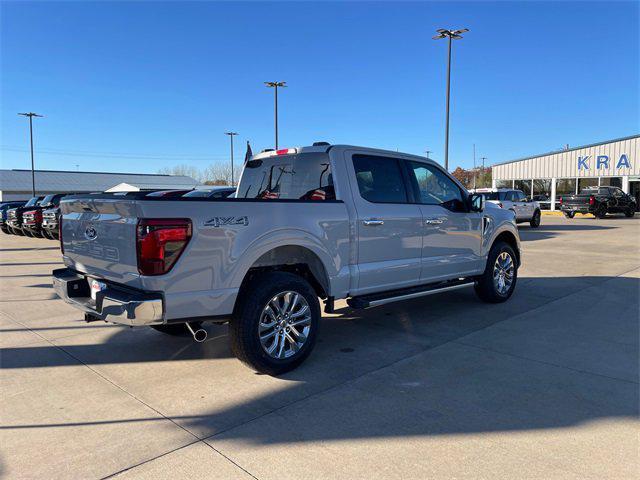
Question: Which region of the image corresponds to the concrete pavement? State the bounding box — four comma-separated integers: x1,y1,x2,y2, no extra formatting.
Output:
1,216,638,479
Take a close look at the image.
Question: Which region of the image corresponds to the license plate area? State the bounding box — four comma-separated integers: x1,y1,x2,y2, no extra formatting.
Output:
89,278,107,301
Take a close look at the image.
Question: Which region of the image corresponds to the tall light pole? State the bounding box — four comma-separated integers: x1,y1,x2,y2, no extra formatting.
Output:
433,28,468,172
18,112,43,196
224,132,238,185
264,81,286,149
425,150,432,158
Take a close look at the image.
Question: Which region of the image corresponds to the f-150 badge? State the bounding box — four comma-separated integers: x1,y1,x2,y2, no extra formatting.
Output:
204,216,249,227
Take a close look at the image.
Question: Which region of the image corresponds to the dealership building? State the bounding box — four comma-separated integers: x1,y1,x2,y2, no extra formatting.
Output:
492,134,640,211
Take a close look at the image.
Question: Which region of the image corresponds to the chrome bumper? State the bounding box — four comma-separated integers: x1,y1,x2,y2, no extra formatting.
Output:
52,268,164,326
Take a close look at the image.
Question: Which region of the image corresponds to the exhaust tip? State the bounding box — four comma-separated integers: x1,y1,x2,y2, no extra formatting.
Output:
185,322,208,342
193,328,207,343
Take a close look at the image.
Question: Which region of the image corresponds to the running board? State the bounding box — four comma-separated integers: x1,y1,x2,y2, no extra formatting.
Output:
347,279,475,309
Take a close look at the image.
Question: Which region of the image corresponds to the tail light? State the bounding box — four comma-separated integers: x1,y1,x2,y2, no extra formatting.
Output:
589,196,595,205
136,219,192,276
559,197,563,205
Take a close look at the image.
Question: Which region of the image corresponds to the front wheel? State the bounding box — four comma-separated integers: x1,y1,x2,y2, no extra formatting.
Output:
563,211,575,219
475,241,518,303
230,271,320,375
625,207,635,218
529,210,541,228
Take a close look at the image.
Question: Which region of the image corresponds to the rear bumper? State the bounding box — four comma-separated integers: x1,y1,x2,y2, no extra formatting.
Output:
52,268,164,326
561,206,591,214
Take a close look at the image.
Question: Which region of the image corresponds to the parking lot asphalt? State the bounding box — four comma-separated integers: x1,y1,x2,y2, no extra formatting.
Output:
1,215,639,479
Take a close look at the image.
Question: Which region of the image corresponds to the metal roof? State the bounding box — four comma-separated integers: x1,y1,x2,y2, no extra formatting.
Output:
0,169,199,193
493,133,640,167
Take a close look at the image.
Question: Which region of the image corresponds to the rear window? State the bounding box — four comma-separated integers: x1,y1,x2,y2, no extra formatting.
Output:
237,153,335,201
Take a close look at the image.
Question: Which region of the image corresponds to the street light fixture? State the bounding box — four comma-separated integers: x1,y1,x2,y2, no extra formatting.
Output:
224,132,239,186
18,112,43,196
433,28,469,172
264,81,286,149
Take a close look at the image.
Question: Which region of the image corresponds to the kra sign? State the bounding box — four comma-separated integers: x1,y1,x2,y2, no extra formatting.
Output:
578,154,632,170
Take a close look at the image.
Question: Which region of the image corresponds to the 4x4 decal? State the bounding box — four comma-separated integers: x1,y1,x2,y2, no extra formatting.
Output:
204,216,249,228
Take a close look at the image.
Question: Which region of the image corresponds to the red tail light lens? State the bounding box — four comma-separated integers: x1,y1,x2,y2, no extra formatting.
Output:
589,196,595,205
136,219,192,276
559,197,563,205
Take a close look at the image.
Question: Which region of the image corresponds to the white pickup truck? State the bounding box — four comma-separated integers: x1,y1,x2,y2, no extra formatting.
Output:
53,144,522,375
471,188,542,227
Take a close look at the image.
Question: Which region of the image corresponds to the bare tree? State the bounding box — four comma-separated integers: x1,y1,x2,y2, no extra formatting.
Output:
157,164,203,182
202,162,242,186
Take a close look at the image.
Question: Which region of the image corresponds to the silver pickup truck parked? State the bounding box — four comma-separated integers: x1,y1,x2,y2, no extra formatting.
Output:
53,144,522,375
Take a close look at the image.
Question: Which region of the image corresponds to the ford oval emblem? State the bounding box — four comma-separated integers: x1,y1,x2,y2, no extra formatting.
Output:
84,225,98,241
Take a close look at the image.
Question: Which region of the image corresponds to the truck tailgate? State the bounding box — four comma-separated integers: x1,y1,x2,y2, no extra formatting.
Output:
60,197,142,288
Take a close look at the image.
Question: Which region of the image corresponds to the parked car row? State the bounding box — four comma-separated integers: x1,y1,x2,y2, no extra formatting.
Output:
0,186,237,240
1,195,65,239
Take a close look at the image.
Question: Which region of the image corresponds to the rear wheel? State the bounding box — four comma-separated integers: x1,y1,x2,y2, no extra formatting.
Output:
529,210,541,228
595,205,608,219
475,241,518,303
563,211,575,219
230,271,320,375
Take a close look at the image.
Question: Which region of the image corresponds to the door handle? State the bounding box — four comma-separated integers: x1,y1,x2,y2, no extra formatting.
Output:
424,218,446,225
363,219,384,226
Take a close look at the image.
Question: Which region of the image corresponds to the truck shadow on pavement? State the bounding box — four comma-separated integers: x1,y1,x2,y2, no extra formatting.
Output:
518,223,617,241
2,274,638,444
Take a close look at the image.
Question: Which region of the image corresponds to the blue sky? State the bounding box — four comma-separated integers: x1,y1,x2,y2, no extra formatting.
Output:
1,1,638,174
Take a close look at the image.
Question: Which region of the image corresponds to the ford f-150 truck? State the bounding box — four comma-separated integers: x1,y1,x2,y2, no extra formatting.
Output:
53,144,522,375
560,186,636,218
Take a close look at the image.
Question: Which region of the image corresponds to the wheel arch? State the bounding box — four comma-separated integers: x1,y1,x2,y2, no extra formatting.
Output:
236,245,331,312
492,230,521,267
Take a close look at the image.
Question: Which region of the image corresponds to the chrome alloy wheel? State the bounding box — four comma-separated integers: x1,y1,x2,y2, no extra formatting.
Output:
259,291,312,359
493,251,515,295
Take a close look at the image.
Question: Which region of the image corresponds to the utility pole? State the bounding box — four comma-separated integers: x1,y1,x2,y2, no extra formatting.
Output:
425,150,432,158
481,156,487,187
264,81,286,149
433,28,469,171
18,112,43,196
224,132,239,185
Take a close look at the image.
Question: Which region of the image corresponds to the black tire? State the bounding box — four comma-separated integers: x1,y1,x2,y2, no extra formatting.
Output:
474,241,518,303
42,230,53,240
229,271,320,375
23,229,33,237
529,210,541,228
151,321,202,336
595,205,608,219
624,207,635,218
563,211,575,219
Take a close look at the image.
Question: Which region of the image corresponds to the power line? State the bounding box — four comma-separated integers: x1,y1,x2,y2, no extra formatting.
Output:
0,145,230,162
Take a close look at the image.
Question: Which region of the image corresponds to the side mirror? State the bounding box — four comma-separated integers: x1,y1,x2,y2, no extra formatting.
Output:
469,193,484,212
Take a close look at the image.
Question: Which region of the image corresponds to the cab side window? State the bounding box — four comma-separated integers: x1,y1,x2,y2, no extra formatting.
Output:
407,161,464,210
352,155,409,203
